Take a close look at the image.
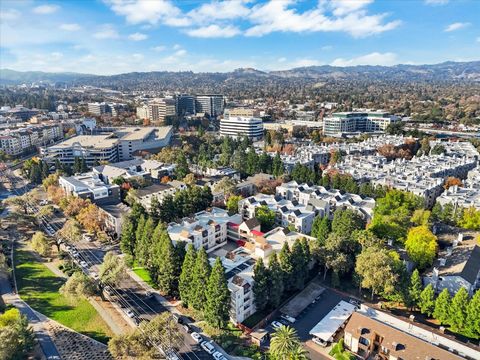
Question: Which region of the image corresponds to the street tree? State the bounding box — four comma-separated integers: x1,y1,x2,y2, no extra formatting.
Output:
60,271,95,300
31,231,51,257
58,219,82,243
120,217,136,261
179,244,196,308
253,258,269,312
154,226,180,296
99,251,127,287
205,257,230,328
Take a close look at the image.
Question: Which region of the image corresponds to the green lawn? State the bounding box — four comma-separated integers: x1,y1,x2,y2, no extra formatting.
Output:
132,262,157,288
14,248,113,343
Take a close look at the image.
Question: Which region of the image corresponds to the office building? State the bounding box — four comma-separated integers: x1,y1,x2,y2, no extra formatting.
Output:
323,111,400,137
88,102,109,116
195,95,224,117
147,99,176,125
93,159,176,184
224,108,260,118
176,95,196,116
220,116,264,141
136,105,149,120
59,172,121,204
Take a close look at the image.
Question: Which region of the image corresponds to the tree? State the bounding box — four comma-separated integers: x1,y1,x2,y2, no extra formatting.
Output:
418,284,436,317
433,288,451,325
279,242,294,292
137,217,155,268
255,205,276,232
321,233,352,281
174,152,190,179
458,206,480,230
268,253,284,308
190,248,211,311
154,226,180,296
291,239,308,291
465,290,480,339
269,325,304,360
226,195,242,213
31,231,51,257
329,339,355,360
311,216,330,246
444,177,462,190
411,209,431,227
179,244,196,308
38,205,54,219
60,271,95,300
0,308,35,360
120,217,136,260
205,257,230,328
99,251,127,287
42,172,59,190
77,203,106,235
64,197,90,217
214,176,236,197
408,269,423,309
355,247,397,299
5,194,29,214
331,209,364,238
159,194,176,223
405,226,437,269
272,152,284,178
253,258,269,312
448,287,468,332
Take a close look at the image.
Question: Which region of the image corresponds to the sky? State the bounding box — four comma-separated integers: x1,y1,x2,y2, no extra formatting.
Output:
0,0,479,75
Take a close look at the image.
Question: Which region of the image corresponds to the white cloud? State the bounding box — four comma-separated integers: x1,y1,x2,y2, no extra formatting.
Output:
60,23,81,31
425,0,449,5
444,22,470,32
186,25,240,38
128,32,148,41
477,37,480,43
50,52,63,60
329,0,374,17
331,52,398,66
187,0,250,22
132,53,144,60
277,57,287,63
105,0,189,26
245,0,400,38
321,45,333,51
33,5,60,15
0,9,20,21
94,24,120,39
173,44,182,50
151,45,166,52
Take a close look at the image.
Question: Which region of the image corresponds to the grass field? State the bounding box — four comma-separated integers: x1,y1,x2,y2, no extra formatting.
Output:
14,248,113,343
132,262,157,288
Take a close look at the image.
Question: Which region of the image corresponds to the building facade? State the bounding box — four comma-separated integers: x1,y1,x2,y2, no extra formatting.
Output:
220,116,264,141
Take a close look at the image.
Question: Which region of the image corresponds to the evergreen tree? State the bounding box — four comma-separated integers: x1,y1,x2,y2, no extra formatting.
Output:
418,284,436,317
433,288,451,325
409,269,423,309
179,244,196,307
465,290,480,339
291,239,307,291
120,217,136,260
253,258,270,311
134,215,146,259
139,217,156,268
311,216,330,246
268,253,284,308
448,287,469,332
190,248,211,311
279,242,294,292
154,226,180,296
331,209,365,239
149,196,161,220
246,147,259,175
272,152,283,178
159,194,176,223
205,257,230,328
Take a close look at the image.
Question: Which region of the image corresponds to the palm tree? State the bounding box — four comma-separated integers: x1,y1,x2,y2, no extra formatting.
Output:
270,325,308,360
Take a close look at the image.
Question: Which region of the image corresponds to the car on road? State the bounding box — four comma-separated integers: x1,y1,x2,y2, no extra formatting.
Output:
79,261,88,268
280,314,296,323
82,233,94,242
200,341,215,354
39,200,48,206
125,309,135,318
91,271,99,280
165,350,181,360
190,332,202,343
145,291,154,298
182,324,191,333
213,351,226,360
271,321,283,329
65,245,72,252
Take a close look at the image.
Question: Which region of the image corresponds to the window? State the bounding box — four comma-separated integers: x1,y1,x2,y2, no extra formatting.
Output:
359,337,370,346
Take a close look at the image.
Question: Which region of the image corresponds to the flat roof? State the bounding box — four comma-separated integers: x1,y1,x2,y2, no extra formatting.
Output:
309,300,356,342
118,126,172,141
52,135,118,149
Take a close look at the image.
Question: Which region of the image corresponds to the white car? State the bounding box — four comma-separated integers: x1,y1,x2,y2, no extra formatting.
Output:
91,271,99,280
349,299,360,308
125,309,135,318
190,332,202,343
213,351,226,360
271,321,283,329
80,261,88,268
281,314,296,323
313,337,328,347
200,341,215,354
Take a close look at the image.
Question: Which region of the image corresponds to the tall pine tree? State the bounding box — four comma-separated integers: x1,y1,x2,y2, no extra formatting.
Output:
155,226,180,296
268,253,284,308
465,290,480,339
433,288,451,325
448,287,468,332
179,245,196,307
291,239,307,291
205,257,230,328
120,217,136,260
408,269,423,309
253,258,269,312
134,215,146,261
279,242,294,292
418,284,435,317
190,248,211,311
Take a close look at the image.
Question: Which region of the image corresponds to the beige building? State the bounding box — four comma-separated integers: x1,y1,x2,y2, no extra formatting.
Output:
148,99,176,125
225,108,260,118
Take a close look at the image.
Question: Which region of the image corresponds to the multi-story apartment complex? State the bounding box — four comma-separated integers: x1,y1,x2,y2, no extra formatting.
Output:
147,99,176,125
323,111,400,137
40,126,172,166
343,305,479,360
276,181,376,221
59,172,121,204
0,105,39,121
88,102,126,116
176,95,196,116
195,95,224,117
0,135,22,156
93,159,175,184
133,181,186,211
136,105,149,120
168,207,243,252
238,194,315,234
220,116,264,141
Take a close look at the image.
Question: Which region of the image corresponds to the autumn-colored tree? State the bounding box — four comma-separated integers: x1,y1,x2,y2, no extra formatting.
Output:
64,197,90,217
160,175,171,183
46,185,66,205
444,177,463,190
77,204,106,234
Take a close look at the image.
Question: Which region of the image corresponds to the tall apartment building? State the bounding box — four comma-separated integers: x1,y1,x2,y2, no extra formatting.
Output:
0,135,22,156
323,111,400,137
147,99,176,125
0,124,63,157
136,105,149,119
195,95,224,117
176,95,196,116
220,116,264,141
88,102,109,116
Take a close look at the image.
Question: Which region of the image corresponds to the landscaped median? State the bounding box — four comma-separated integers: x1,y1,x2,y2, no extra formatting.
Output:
14,247,113,343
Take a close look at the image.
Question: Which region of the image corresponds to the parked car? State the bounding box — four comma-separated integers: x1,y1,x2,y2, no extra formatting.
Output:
349,299,360,308
182,324,191,333
271,321,283,329
82,233,94,242
190,332,202,343
280,314,296,323
213,351,226,360
125,309,135,318
39,200,48,206
104,286,114,297
145,291,154,298
313,337,328,347
79,261,88,268
91,271,99,280
200,341,215,354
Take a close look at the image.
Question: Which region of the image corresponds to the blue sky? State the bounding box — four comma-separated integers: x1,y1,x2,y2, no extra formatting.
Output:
0,0,479,75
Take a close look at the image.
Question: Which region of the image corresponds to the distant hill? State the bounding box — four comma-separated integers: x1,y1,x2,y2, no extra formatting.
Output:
1,61,479,88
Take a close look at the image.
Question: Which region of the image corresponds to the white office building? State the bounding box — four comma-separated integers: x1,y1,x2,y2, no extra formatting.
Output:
220,116,264,141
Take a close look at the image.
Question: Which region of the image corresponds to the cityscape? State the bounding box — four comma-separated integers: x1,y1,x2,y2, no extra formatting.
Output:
1,1,480,360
